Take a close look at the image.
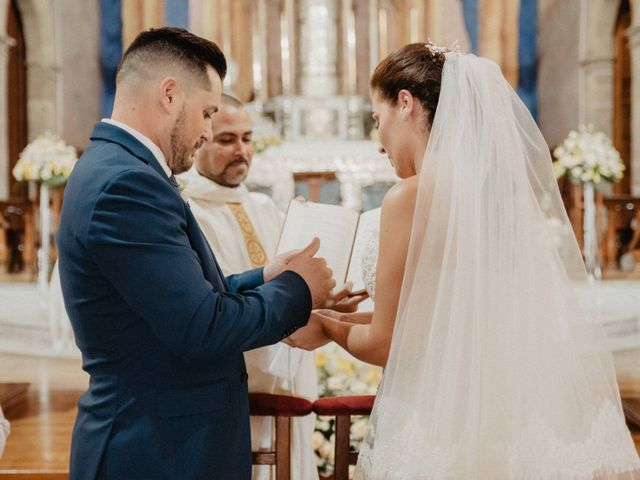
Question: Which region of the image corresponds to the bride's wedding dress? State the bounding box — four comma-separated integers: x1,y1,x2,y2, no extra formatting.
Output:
354,52,640,479
360,224,379,302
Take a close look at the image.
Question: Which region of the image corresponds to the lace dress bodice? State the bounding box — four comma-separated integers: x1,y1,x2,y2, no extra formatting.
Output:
360,225,379,302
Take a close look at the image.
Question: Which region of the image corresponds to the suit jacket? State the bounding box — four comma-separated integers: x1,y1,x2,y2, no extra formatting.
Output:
57,122,312,480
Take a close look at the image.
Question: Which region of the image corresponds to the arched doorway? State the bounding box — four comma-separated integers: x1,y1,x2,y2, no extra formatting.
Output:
613,0,632,195
6,0,28,202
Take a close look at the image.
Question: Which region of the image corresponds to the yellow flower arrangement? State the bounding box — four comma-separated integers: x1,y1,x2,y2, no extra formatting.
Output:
314,344,382,476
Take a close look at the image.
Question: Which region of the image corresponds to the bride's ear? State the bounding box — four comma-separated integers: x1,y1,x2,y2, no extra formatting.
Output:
397,89,415,120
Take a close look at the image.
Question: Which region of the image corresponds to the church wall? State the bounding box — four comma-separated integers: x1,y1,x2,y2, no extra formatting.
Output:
537,0,581,147
56,0,100,150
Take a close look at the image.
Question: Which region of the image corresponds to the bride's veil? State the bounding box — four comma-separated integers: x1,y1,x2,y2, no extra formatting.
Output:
355,52,640,479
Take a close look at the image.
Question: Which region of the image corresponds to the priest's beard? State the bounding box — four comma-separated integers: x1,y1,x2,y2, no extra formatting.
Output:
212,158,249,188
170,107,202,174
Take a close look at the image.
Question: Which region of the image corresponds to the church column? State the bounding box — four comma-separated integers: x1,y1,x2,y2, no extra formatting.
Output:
423,0,440,42
297,0,339,97
578,0,619,138
24,59,58,136
478,0,520,87
266,0,283,98
627,25,640,195
296,0,342,137
0,35,12,199
230,0,254,101
354,0,371,98
579,57,615,137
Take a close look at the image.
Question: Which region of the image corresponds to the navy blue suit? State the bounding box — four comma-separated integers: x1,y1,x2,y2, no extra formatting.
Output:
57,122,311,479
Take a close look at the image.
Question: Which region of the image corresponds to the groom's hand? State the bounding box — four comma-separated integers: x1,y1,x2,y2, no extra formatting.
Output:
283,312,330,350
263,249,301,282
284,238,335,308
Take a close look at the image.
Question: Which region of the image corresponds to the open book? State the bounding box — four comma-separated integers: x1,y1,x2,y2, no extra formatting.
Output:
276,201,381,295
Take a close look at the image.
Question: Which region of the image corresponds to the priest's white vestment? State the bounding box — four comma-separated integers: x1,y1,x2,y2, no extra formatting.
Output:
180,167,318,480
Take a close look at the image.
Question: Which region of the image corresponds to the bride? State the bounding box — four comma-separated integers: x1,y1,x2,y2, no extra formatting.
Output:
285,44,640,479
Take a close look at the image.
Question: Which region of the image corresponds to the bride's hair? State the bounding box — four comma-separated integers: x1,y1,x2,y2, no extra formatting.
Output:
370,43,445,130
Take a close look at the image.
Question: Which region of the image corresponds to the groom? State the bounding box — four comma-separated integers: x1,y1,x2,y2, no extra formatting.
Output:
56,27,335,480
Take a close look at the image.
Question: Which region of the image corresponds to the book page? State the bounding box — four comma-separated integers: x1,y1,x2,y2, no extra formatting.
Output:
276,201,360,285
346,207,381,293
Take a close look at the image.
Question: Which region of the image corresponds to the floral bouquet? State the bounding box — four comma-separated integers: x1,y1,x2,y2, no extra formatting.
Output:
12,132,77,187
552,125,624,185
313,344,382,477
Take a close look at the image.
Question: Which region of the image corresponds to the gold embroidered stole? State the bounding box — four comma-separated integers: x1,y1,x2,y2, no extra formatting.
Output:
226,202,268,268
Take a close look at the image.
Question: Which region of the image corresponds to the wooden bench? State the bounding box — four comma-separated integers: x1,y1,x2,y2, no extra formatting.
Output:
0,384,29,418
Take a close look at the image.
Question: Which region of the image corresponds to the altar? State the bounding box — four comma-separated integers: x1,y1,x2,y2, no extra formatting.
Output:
246,140,398,212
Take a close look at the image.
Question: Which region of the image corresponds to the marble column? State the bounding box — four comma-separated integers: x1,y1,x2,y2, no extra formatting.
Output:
297,0,340,97
296,0,341,137
627,25,640,195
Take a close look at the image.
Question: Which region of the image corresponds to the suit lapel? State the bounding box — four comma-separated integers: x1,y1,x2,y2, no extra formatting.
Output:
90,122,229,292
89,122,176,191
182,202,229,291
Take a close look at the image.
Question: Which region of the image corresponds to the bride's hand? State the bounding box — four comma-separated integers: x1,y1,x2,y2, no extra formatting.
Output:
323,282,369,313
313,309,342,321
315,308,373,325
282,312,331,350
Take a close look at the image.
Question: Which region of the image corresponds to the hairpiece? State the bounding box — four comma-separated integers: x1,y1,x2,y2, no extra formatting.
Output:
425,40,462,56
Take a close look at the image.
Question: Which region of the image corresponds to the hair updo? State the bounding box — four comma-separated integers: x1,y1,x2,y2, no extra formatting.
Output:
370,43,446,129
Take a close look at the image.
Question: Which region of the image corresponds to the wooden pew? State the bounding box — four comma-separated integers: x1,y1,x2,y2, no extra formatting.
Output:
0,384,29,417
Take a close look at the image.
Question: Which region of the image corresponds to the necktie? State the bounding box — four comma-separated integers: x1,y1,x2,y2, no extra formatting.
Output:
169,175,180,191
226,202,268,268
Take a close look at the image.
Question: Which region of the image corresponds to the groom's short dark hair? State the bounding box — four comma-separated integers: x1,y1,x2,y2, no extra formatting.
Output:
116,27,227,91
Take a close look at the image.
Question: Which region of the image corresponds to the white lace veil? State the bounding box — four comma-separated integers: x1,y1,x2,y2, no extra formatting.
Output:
355,52,640,479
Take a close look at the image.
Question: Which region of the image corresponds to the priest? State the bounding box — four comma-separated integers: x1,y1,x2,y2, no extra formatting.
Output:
180,93,360,480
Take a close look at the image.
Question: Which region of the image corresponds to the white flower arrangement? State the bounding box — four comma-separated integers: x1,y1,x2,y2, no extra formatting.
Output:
552,125,624,185
12,131,77,187
314,344,382,476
